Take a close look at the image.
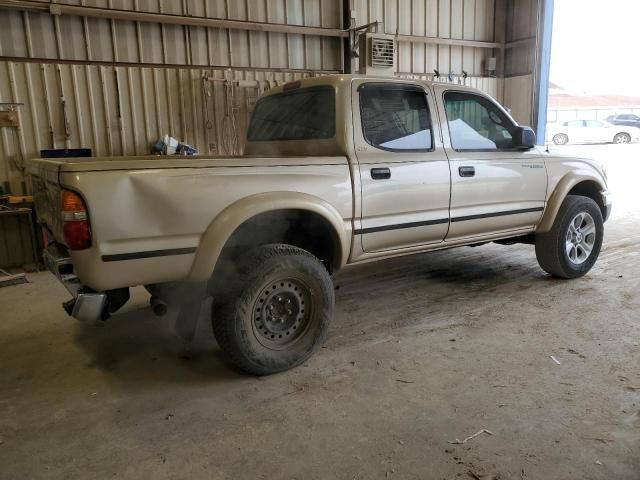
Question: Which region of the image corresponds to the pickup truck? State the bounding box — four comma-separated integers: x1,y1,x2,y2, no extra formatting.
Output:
30,74,612,375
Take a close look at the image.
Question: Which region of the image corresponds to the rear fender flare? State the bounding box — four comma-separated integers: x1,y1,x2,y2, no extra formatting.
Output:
187,192,350,282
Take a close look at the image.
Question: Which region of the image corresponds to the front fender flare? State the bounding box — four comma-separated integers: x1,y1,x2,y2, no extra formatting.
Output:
537,173,605,233
186,192,351,282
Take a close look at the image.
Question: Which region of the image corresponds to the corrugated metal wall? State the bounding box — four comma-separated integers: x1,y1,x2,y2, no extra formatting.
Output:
0,0,517,195
505,0,537,76
0,0,342,70
502,0,539,126
352,0,496,76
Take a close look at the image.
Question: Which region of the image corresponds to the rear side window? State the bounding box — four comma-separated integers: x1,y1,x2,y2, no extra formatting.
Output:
247,86,335,141
359,84,434,151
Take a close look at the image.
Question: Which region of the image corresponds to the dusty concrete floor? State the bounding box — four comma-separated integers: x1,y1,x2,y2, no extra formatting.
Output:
1,145,639,480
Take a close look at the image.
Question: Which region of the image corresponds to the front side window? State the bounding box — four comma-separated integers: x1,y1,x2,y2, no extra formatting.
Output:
444,91,516,150
247,86,335,142
359,84,433,151
585,120,604,127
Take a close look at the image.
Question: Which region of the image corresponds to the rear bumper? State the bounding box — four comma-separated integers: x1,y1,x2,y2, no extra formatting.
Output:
601,190,613,222
44,244,108,325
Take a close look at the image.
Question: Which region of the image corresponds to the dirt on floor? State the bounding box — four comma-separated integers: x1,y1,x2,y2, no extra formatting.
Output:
1,145,639,480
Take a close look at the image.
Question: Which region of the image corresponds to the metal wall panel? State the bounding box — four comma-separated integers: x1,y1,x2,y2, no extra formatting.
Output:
353,0,496,76
0,0,343,71
503,74,533,125
505,0,538,76
0,60,322,192
0,0,508,194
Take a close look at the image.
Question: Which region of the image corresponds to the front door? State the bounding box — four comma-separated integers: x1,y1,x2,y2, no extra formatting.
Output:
433,87,547,241
353,80,451,253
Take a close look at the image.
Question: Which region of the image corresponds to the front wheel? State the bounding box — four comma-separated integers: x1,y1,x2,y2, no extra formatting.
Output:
535,195,603,278
552,133,569,145
613,132,631,144
212,244,334,375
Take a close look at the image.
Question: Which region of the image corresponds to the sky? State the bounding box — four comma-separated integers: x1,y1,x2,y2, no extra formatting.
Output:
550,0,640,96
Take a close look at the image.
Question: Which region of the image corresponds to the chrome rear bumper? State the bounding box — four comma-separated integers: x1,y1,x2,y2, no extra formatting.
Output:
44,244,107,325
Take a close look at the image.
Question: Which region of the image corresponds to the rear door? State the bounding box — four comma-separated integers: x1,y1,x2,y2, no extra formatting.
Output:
352,80,451,252
434,86,547,241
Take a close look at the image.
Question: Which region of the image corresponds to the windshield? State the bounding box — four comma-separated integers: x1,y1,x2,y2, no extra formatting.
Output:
247,86,336,142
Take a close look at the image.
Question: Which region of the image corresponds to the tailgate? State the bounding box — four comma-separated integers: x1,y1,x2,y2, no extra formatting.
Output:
29,158,66,243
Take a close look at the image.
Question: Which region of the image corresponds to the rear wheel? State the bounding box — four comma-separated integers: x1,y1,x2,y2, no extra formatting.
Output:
212,244,334,375
535,195,603,278
613,132,631,144
552,133,569,145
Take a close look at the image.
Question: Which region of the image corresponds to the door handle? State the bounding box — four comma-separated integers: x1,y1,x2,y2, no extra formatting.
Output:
458,166,475,177
370,167,391,180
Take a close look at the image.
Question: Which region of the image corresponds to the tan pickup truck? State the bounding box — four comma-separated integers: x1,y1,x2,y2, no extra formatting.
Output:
31,74,611,375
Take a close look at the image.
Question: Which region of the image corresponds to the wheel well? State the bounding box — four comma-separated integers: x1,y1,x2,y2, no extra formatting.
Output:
567,181,605,216
216,209,341,275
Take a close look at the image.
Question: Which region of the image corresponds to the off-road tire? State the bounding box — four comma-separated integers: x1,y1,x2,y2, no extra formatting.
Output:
212,244,334,375
535,195,603,279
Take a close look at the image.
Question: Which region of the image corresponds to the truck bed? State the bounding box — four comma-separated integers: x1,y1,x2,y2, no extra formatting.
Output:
30,154,353,291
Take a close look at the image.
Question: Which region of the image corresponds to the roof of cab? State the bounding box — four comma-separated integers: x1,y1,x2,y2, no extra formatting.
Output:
262,74,479,97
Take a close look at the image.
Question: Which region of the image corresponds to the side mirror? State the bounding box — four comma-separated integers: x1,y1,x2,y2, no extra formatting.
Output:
514,126,536,149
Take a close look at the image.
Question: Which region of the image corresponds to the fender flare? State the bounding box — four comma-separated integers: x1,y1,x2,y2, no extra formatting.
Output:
537,173,605,233
186,192,351,282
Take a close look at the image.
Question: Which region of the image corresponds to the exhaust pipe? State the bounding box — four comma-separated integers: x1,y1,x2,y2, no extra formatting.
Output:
150,295,168,316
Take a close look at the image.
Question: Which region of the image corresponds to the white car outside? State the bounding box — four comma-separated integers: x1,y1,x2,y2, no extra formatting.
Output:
547,119,640,145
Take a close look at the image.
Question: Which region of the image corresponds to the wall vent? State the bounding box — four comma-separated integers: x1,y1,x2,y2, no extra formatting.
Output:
358,33,396,76
370,37,394,67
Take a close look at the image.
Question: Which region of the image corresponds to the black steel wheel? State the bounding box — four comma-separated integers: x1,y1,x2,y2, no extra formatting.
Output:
212,244,334,375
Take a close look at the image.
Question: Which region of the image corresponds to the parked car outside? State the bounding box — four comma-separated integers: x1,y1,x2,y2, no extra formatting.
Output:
606,114,640,129
547,119,640,145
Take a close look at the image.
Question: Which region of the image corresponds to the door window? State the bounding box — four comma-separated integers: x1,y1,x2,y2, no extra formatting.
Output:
443,92,517,150
585,120,604,127
359,84,434,151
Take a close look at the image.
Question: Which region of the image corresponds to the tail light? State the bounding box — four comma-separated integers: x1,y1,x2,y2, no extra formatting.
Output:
61,190,91,250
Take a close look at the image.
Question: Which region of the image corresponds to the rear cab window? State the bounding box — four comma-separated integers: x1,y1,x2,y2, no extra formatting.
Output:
247,86,335,142
358,84,434,151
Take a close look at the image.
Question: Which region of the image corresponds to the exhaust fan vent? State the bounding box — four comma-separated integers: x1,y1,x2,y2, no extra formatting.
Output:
370,37,394,67
358,33,396,76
